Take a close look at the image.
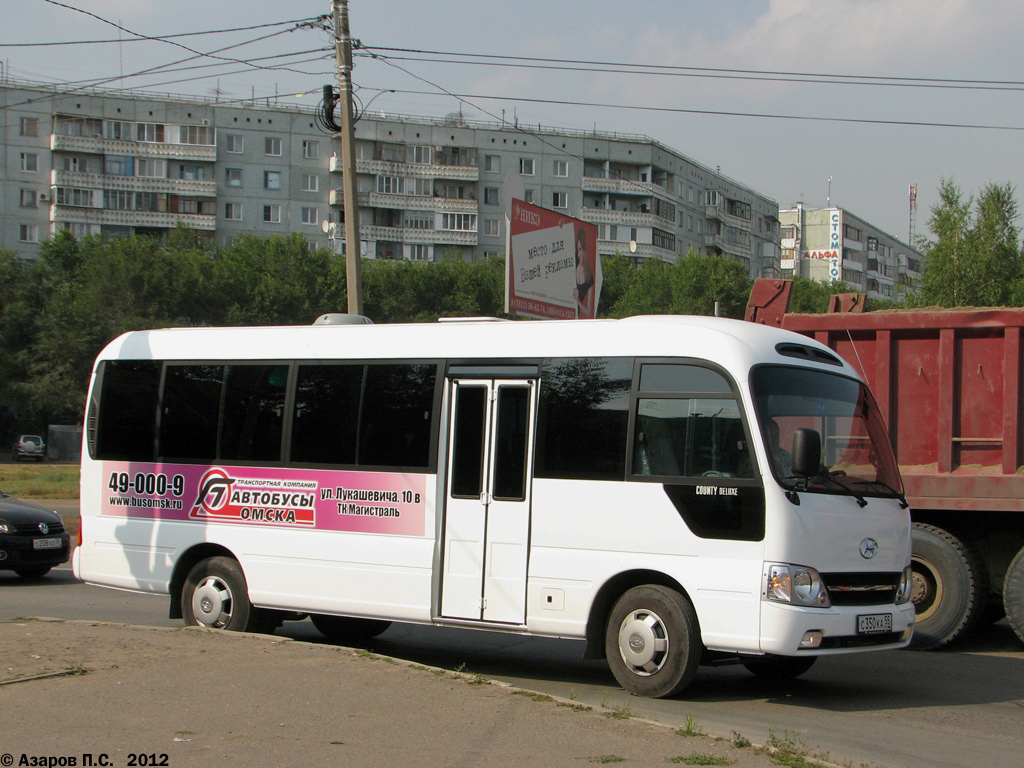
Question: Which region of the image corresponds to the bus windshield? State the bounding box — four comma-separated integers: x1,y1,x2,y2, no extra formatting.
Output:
751,365,903,499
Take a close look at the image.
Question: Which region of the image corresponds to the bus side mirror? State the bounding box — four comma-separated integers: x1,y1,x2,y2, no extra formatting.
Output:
791,428,821,478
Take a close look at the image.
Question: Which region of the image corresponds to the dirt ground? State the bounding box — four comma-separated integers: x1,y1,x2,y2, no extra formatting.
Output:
0,619,792,768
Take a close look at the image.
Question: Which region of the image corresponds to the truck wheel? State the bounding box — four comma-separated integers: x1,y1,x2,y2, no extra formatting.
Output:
311,614,392,643
909,524,987,649
1004,545,1024,646
182,556,271,633
605,585,701,698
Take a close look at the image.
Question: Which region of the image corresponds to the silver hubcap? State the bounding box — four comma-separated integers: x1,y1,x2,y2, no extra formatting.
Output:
617,609,669,676
191,576,233,628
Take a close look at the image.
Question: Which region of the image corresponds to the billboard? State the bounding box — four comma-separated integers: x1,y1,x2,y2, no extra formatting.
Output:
506,199,601,319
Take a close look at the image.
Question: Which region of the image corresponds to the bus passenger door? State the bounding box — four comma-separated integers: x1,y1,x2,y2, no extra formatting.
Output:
441,378,536,624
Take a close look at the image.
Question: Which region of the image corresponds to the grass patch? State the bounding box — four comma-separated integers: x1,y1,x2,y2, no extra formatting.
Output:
0,463,80,499
602,702,634,720
588,757,625,764
676,716,704,738
730,732,751,749
668,755,732,766
765,731,815,768
513,690,553,702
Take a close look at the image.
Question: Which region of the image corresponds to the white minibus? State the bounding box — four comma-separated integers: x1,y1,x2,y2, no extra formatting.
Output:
74,315,914,697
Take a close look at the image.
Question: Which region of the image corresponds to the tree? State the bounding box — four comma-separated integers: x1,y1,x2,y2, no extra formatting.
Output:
787,276,857,314
917,179,1023,307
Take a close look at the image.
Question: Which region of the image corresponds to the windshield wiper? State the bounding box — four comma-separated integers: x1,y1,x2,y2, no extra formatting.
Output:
810,469,868,507
853,479,910,509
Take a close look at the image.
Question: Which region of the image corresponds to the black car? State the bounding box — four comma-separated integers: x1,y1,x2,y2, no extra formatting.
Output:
0,491,70,578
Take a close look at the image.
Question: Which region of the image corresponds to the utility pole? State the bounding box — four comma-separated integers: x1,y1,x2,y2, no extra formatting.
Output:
332,0,362,314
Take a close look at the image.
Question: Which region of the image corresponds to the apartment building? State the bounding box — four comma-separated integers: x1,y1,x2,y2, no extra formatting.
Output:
779,204,924,300
1,81,780,278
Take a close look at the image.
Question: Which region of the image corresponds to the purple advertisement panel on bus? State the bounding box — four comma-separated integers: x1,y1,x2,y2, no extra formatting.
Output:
101,461,427,537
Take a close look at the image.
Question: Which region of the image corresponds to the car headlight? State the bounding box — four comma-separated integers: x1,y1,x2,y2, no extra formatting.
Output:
0,519,9,534
765,563,831,607
894,564,913,605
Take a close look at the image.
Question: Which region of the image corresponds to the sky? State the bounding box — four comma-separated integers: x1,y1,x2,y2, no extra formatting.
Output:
3,0,1023,244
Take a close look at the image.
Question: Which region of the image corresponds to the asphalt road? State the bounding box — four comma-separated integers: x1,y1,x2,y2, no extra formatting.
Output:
3,560,1023,768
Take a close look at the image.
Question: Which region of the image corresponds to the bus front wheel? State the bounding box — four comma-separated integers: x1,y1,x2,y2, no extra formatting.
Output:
604,585,701,698
182,556,268,633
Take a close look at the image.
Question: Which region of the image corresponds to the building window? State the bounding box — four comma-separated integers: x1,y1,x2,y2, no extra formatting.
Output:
653,228,676,251
408,145,432,164
483,187,499,206
553,160,568,177
136,123,165,143
103,121,132,140
484,155,500,173
225,168,243,187
265,137,282,156
135,158,166,178
483,218,500,237
105,190,134,210
263,204,281,223
20,190,38,208
524,189,535,204
56,188,95,207
19,224,39,243
404,212,433,230
20,117,39,137
20,153,38,173
105,156,133,176
409,244,430,261
300,206,318,225
552,191,567,209
264,171,282,190
302,174,319,192
225,202,243,221
519,158,535,176
376,176,404,194
409,178,432,197
302,140,319,159
226,134,244,153
441,213,477,231
180,125,214,145
180,165,205,181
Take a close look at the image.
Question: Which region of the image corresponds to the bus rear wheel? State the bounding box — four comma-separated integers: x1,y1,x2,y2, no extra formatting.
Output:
604,585,701,698
182,556,269,633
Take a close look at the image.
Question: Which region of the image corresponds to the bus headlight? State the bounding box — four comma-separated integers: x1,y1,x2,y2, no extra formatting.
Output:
894,565,913,605
765,563,831,608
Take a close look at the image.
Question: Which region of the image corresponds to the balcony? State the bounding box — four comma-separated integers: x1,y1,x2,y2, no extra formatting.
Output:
330,156,479,181
581,176,656,196
331,189,477,213
363,225,477,246
704,232,752,258
51,134,217,161
51,170,216,197
578,208,653,228
50,205,216,231
704,203,753,232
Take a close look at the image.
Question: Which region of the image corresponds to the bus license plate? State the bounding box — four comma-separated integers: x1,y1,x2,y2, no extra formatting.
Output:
857,613,892,634
33,538,61,550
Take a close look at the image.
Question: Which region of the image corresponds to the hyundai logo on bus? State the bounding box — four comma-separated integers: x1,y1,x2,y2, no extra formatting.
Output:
860,538,879,559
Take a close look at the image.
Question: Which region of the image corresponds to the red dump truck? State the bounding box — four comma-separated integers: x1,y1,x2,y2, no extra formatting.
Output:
747,278,1024,648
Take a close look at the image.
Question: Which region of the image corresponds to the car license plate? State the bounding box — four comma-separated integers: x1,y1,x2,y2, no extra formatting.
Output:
857,613,892,634
33,537,61,550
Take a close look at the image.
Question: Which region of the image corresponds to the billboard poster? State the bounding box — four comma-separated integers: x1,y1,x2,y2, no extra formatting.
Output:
100,461,427,537
506,198,601,320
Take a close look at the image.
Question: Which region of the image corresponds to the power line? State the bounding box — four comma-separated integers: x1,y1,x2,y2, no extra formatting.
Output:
376,87,1024,133
360,44,1024,90
38,1,328,75
0,17,326,47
